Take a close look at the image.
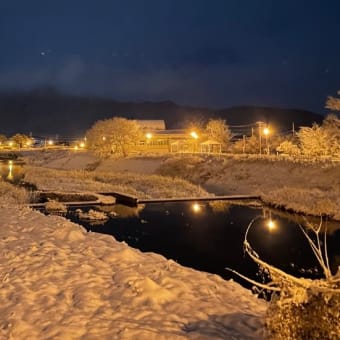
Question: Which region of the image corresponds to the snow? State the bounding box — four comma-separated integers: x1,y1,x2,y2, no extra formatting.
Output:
3,149,339,338
157,155,340,220
22,150,164,174
0,205,266,339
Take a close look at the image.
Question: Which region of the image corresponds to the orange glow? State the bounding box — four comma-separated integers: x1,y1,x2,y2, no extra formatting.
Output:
190,131,199,139
192,203,201,213
266,219,276,231
263,127,270,136
7,161,13,180
145,132,153,139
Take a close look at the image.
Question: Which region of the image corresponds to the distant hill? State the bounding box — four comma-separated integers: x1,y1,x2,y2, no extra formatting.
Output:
0,89,324,137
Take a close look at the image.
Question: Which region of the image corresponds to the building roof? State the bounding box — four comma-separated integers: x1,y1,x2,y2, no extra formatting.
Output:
135,120,166,130
200,140,221,145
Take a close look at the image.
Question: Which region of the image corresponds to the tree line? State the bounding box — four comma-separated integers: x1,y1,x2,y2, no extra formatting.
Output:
84,113,339,159
1,91,339,159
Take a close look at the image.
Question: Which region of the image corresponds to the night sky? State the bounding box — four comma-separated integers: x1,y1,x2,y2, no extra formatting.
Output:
1,0,340,113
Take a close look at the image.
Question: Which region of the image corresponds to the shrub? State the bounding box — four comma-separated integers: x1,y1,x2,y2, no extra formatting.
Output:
228,217,340,340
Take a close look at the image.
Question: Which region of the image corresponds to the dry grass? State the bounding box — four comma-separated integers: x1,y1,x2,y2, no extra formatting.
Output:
0,180,30,205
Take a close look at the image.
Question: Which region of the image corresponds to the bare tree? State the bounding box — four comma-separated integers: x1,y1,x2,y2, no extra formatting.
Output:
227,217,340,340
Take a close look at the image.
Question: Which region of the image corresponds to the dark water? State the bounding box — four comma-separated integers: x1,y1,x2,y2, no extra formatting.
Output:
66,202,340,289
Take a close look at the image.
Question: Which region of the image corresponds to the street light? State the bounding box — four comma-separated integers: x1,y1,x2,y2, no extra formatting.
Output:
263,127,270,154
190,131,199,153
190,131,199,139
257,121,264,155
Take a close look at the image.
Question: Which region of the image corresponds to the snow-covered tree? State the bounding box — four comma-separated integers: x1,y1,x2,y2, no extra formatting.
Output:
276,140,300,156
86,117,143,158
297,124,330,157
325,90,340,111
204,119,231,151
10,133,32,148
0,134,7,145
322,114,340,157
232,135,259,154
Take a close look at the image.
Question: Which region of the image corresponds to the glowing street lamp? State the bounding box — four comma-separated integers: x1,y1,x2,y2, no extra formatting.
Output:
190,131,199,153
190,131,199,139
79,142,85,148
263,127,270,154
145,132,153,140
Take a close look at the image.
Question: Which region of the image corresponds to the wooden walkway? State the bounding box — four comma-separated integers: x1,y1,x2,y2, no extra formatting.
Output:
29,201,103,209
29,192,261,209
99,192,260,207
138,195,260,204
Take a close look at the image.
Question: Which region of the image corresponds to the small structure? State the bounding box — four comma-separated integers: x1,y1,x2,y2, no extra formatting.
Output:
200,140,222,154
170,140,189,153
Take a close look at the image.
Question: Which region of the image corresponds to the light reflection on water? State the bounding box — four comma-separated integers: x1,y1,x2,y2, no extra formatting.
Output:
66,202,340,288
0,160,24,183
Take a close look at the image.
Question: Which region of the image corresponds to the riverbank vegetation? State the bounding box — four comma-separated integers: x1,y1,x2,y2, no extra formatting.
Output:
0,180,30,205
237,217,340,339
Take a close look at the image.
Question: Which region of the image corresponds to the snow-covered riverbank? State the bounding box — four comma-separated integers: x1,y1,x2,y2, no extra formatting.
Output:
157,155,340,220
1,149,339,338
0,205,266,339
21,150,340,219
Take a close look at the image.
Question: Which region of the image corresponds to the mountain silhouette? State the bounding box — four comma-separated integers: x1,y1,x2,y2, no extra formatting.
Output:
0,88,323,137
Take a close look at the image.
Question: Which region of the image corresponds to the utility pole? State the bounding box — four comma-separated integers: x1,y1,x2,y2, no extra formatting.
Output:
292,122,295,137
243,135,246,154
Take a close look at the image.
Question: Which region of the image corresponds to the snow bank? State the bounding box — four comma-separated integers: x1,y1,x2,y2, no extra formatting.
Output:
24,166,209,199
157,156,340,219
21,150,164,174
0,206,266,339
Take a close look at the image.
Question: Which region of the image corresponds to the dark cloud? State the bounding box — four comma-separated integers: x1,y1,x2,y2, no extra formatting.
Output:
1,0,340,112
